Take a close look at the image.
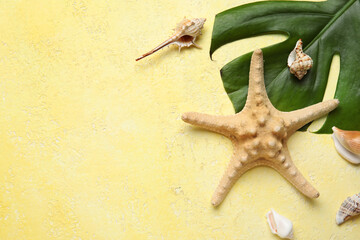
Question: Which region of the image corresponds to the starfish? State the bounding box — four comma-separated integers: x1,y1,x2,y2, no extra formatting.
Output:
182,49,339,206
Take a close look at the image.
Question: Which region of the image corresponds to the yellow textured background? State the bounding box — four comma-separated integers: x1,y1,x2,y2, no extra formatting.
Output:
0,0,359,239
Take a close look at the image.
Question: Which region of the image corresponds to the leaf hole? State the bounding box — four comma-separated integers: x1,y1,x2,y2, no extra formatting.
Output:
308,54,340,132
211,34,287,67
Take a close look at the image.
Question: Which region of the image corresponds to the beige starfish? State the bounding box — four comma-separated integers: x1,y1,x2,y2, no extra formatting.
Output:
182,49,339,206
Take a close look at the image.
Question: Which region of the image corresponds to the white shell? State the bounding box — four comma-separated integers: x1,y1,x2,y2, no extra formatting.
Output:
266,209,294,239
332,127,360,164
287,39,313,80
336,193,360,225
136,17,206,61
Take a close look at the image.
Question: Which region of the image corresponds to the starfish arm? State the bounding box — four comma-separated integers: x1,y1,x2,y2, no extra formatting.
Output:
182,112,235,136
245,49,273,109
211,147,250,206
272,145,319,198
283,99,339,134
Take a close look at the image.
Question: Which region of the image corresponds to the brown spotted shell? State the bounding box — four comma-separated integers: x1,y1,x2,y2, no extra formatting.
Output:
287,39,313,80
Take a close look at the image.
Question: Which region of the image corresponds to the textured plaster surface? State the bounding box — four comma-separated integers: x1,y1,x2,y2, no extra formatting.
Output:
0,0,359,239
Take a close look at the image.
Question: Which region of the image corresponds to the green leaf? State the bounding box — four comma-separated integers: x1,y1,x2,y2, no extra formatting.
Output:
210,0,360,133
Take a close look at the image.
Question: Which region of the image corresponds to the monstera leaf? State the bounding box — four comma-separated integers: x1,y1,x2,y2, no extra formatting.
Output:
210,0,360,133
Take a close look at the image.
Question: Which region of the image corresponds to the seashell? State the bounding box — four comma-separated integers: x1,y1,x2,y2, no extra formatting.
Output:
266,209,294,239
332,126,360,164
136,17,206,61
287,39,313,80
336,193,360,225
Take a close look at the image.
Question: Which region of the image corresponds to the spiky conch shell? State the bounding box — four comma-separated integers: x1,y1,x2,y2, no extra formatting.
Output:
336,193,360,225
287,39,313,80
175,18,204,38
332,127,360,164
136,17,206,61
266,209,294,239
